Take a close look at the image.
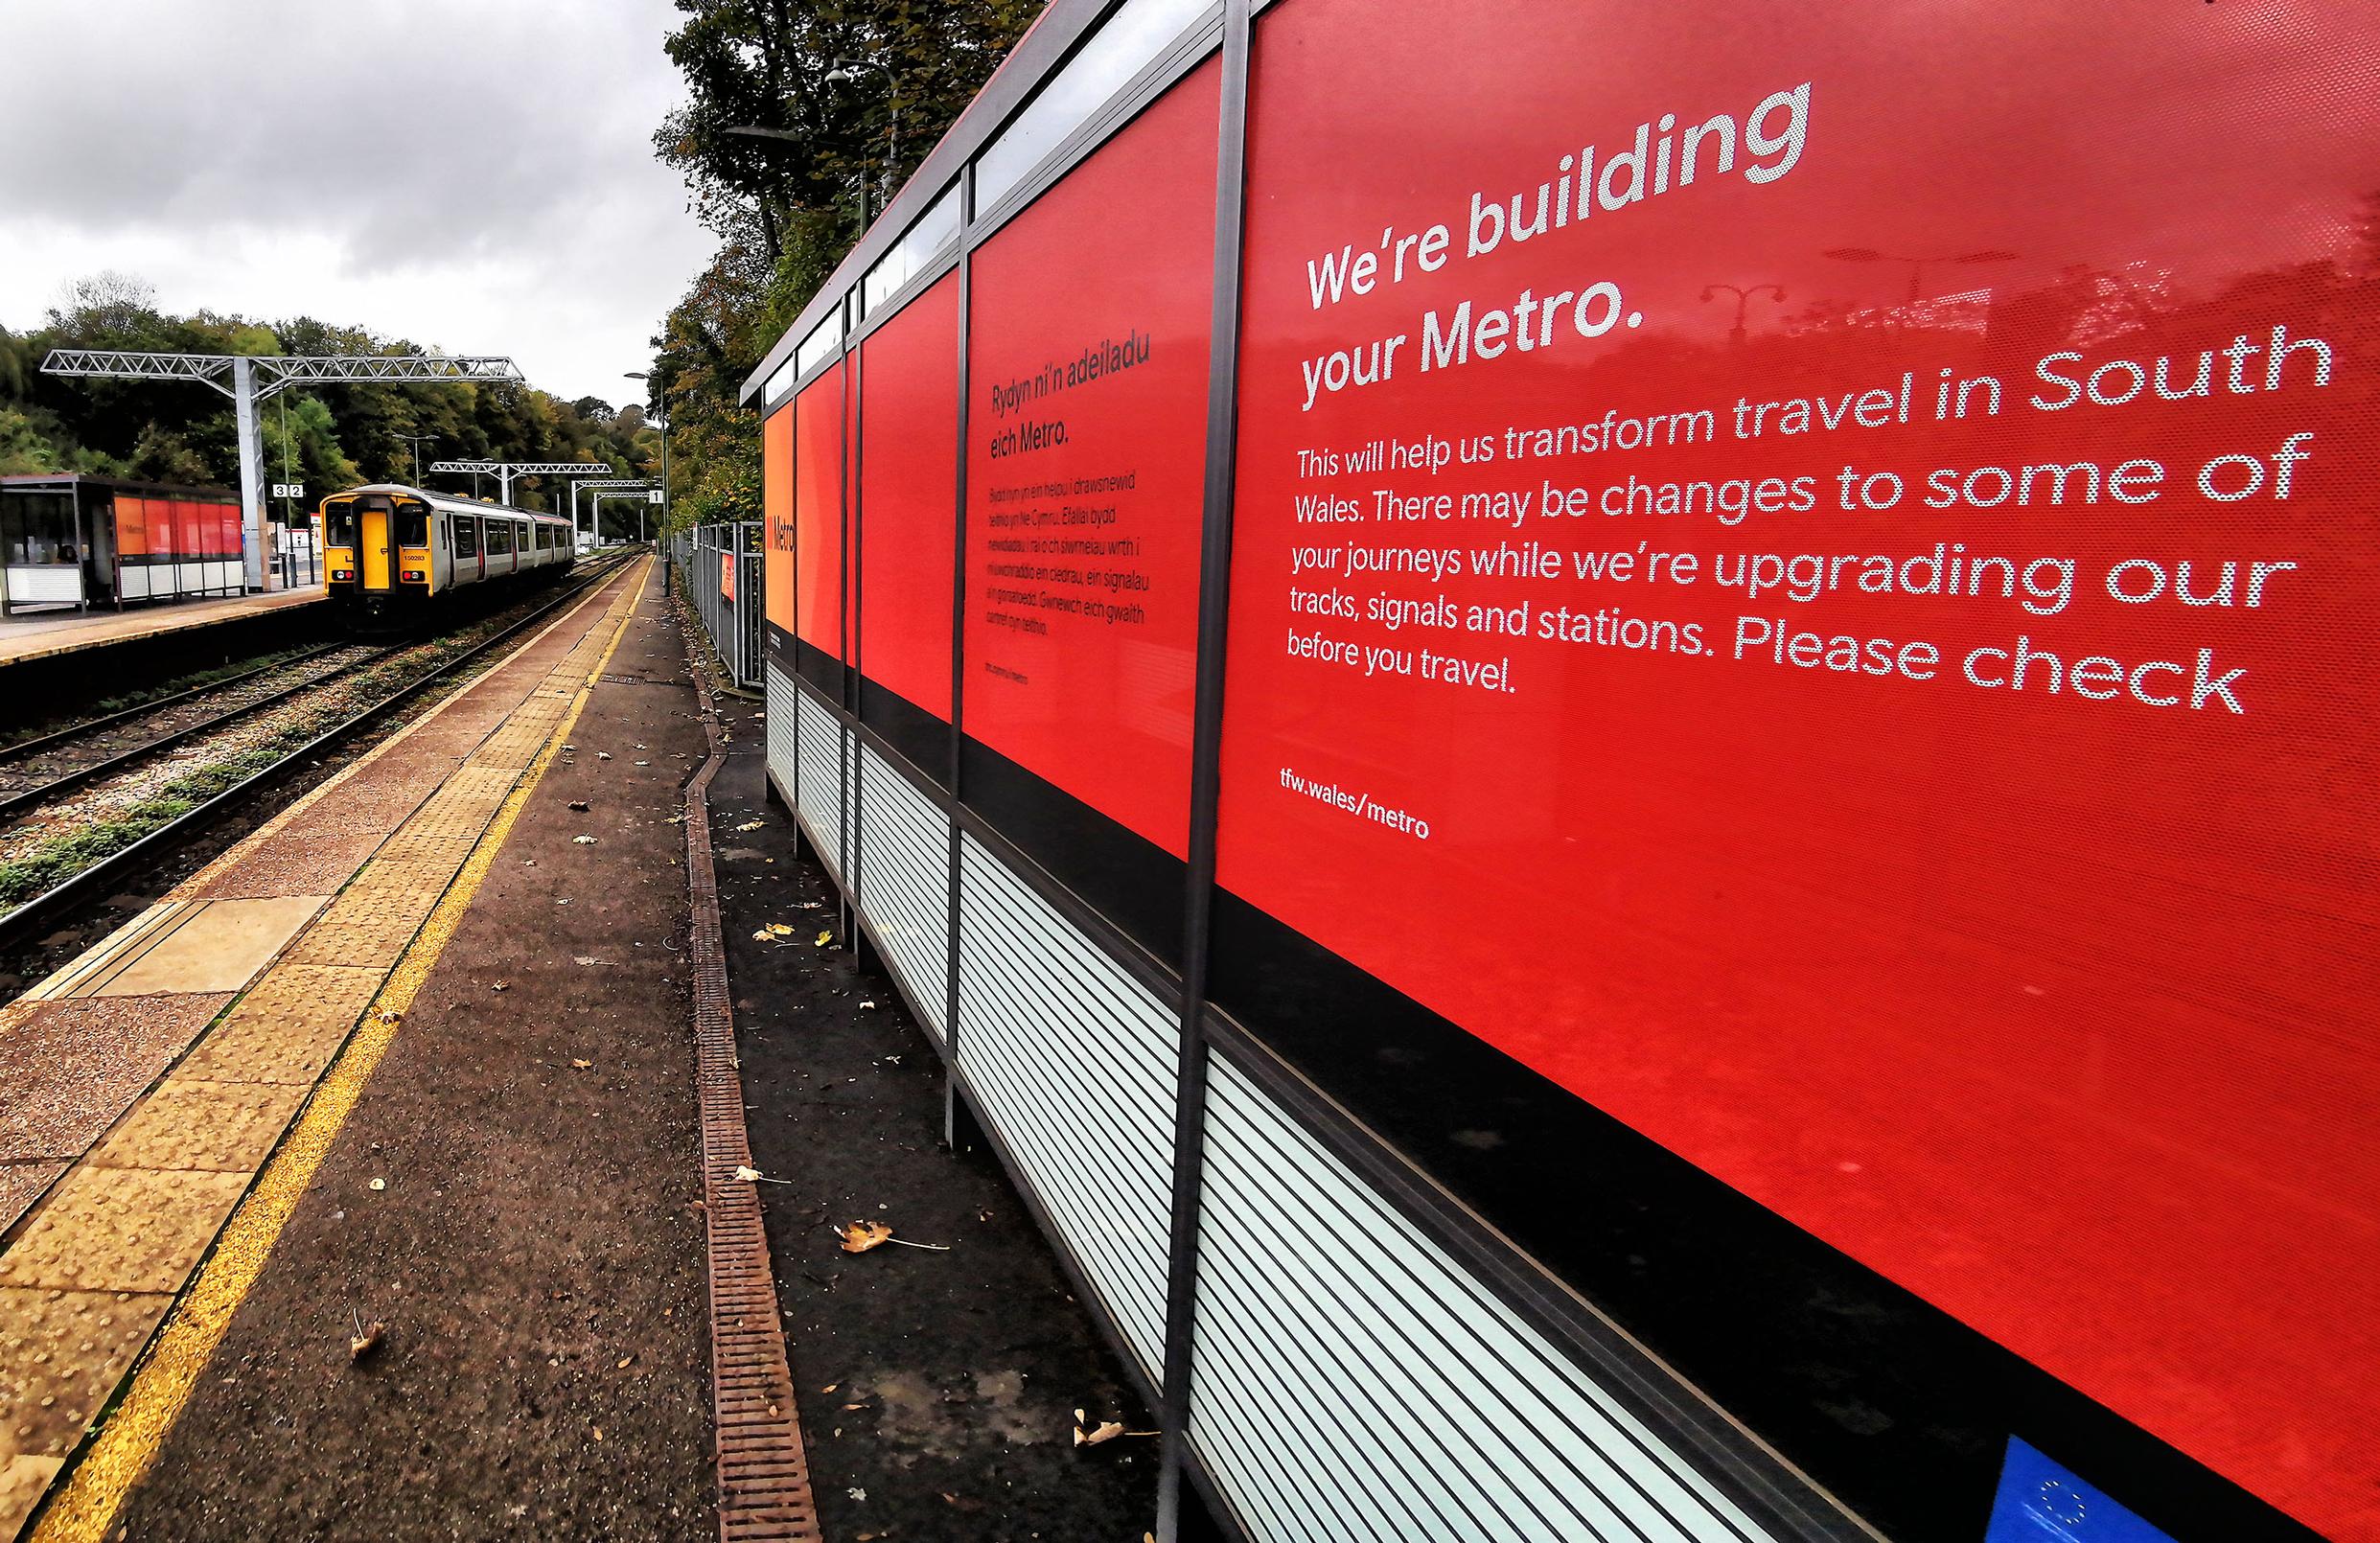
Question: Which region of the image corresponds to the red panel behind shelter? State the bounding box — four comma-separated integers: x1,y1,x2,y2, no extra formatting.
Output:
857,272,959,722
795,361,846,659
960,61,1221,857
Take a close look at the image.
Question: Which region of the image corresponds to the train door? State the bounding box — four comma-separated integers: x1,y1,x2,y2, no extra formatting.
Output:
358,496,393,589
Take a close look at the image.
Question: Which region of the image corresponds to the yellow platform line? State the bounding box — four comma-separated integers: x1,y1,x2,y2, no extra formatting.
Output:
29,557,652,1543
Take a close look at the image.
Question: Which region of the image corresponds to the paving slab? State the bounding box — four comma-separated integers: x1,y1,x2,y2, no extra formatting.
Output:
0,997,233,1163
73,897,328,998
0,1287,175,1462
0,1168,248,1295
0,564,660,1540
87,1082,310,1174
173,966,381,1087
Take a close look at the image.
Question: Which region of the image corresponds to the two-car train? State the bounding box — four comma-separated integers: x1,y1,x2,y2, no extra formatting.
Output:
320,484,574,624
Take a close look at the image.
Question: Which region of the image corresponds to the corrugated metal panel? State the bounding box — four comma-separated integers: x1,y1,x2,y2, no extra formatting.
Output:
1190,1055,1783,1543
766,657,798,795
854,744,950,1039
795,684,843,880
956,835,1176,1379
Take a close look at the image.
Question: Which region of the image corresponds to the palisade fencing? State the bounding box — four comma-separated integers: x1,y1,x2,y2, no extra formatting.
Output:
676,521,764,689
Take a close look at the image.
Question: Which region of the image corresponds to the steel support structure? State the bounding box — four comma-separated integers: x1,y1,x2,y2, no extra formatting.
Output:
40,350,523,592
427,459,611,509
568,478,655,546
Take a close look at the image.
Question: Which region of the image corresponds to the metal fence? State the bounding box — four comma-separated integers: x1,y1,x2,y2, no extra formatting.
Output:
675,521,764,690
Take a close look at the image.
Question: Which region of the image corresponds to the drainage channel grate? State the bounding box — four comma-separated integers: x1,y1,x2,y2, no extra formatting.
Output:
682,610,821,1543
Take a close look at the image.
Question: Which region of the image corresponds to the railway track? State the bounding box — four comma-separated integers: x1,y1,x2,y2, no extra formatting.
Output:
0,551,644,952
0,641,394,822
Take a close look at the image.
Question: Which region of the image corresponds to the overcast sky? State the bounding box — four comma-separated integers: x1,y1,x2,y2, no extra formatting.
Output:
0,0,714,409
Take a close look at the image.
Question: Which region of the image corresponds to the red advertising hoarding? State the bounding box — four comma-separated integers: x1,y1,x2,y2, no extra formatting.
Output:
795,361,847,661
959,61,1221,860
1215,0,2378,1533
860,272,961,725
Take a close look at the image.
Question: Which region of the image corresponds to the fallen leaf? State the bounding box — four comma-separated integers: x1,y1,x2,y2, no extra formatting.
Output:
860,1001,877,1010
751,930,774,942
562,744,576,751
569,800,589,812
733,820,765,832
573,834,598,844
839,1220,894,1255
376,1008,403,1025
571,1058,592,1070
368,1178,387,1191
843,1401,866,1411
815,931,834,946
592,1425,605,1441
493,980,509,992
821,1384,839,1393
1076,1420,1126,1447
596,751,612,760
766,923,796,936
349,1321,386,1361
846,1487,867,1503
616,1356,635,1369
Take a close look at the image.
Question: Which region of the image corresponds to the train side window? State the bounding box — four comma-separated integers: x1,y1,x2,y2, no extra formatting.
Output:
489,520,512,556
396,501,429,546
324,501,358,548
453,518,478,559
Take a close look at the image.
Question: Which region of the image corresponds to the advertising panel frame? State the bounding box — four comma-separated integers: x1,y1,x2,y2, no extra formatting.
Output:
746,1,2365,1538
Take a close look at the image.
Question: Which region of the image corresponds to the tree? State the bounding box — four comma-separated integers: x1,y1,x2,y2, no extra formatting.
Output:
645,0,1042,536
1,277,634,505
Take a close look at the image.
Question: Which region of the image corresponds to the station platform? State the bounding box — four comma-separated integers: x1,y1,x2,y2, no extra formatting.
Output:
0,587,325,669
0,557,1153,1542
0,558,707,1540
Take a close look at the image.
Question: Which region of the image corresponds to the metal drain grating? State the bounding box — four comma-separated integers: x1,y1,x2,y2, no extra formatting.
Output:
682,605,821,1542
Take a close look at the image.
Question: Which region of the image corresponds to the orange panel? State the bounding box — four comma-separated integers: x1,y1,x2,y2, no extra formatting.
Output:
763,404,794,635
115,496,150,558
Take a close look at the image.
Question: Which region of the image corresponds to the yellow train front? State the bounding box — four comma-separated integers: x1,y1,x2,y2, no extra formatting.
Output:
320,484,575,626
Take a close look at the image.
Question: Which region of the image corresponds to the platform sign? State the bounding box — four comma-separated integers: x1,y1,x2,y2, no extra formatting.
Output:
648,489,665,505
272,482,303,499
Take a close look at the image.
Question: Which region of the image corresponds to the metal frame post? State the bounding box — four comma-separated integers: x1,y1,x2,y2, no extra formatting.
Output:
1155,4,1253,1534
231,357,265,591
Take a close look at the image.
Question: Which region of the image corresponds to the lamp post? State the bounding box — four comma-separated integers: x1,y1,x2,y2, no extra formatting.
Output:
394,432,436,486
1821,245,2018,304
1699,283,1785,346
626,373,670,582
726,57,898,229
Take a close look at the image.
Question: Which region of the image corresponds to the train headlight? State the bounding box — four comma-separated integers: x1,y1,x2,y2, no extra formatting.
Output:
332,568,355,582
403,569,427,583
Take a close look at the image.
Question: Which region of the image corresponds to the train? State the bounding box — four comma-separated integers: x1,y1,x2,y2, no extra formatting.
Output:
319,484,574,624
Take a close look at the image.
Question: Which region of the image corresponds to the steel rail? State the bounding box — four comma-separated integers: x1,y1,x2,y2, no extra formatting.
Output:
0,643,394,824
0,641,347,766
0,552,643,952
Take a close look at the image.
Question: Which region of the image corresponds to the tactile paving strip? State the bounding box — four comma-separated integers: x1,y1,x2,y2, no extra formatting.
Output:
0,1288,173,1462
86,1084,308,1175
0,1170,247,1296
681,608,820,1541
173,965,381,1088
